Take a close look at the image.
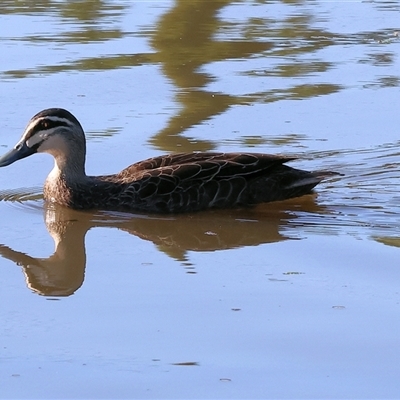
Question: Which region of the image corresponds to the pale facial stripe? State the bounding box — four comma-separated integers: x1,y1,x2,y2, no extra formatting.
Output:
24,116,75,137
20,116,75,149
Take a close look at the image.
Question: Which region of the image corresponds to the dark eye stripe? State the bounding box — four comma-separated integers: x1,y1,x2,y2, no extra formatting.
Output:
38,119,70,130
25,118,71,139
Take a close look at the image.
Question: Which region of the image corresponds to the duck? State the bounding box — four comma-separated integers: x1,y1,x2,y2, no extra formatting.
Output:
0,108,338,213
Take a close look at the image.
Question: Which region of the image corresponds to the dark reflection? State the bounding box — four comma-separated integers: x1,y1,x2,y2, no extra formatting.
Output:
5,54,152,79
60,0,126,23
0,0,400,151
148,1,344,151
375,237,400,248
0,196,331,297
363,76,400,89
374,1,400,12
3,0,398,133
0,0,128,45
0,0,126,23
3,0,398,92
0,1,55,14
0,216,85,297
3,0,347,133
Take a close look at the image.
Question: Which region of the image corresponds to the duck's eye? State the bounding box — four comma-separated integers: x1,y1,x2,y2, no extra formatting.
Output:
36,119,54,130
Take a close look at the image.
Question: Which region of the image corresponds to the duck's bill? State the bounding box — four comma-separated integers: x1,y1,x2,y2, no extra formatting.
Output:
0,142,35,167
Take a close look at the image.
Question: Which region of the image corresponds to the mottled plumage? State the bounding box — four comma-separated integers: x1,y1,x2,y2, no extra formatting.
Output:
0,108,338,213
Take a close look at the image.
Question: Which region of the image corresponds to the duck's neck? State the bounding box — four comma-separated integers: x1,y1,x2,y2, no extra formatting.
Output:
44,147,89,206
49,150,87,183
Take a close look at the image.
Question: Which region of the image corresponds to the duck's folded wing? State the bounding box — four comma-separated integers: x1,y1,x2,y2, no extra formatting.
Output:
112,154,302,212
120,153,297,180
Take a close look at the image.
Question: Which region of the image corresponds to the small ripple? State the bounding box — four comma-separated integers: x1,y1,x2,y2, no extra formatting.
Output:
0,187,44,213
301,142,400,237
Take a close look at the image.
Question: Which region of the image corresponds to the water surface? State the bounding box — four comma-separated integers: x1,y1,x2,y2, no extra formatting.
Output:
0,1,400,398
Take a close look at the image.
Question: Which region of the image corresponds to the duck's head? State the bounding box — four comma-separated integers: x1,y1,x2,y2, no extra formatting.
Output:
0,108,86,168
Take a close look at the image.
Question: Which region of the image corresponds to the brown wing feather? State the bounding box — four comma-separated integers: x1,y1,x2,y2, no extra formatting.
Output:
76,152,332,213
115,152,296,182
89,153,300,212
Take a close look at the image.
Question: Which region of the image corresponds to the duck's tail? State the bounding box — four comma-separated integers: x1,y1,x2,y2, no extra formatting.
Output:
248,166,341,204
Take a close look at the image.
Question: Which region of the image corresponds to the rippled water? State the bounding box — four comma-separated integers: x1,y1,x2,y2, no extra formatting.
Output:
0,1,400,398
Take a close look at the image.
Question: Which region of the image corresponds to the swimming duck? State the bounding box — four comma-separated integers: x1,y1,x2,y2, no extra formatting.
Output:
0,108,337,213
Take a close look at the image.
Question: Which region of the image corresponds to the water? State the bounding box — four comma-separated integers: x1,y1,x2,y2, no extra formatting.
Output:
0,1,400,398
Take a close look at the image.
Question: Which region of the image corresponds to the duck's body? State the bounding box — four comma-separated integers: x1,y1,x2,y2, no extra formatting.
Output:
0,108,337,213
43,151,331,213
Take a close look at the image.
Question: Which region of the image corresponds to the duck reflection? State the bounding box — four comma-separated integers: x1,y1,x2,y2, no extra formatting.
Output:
0,196,327,297
0,208,86,297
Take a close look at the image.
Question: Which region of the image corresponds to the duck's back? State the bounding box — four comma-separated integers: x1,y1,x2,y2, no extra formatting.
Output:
70,152,330,213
